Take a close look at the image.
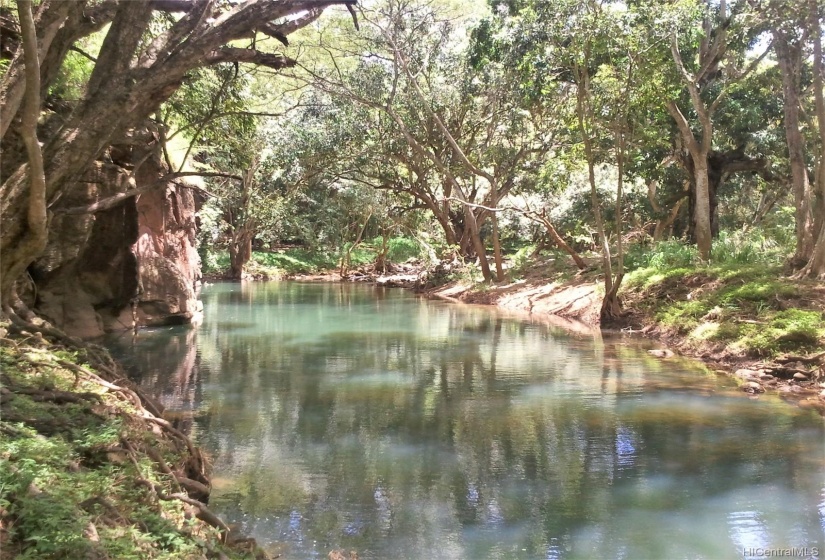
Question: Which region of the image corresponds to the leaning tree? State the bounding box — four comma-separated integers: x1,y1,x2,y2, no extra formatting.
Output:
0,0,357,310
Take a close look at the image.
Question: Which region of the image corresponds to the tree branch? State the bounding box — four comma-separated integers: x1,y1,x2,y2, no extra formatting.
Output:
388,32,496,186
709,38,773,114
140,0,215,67
665,101,701,159
0,0,72,140
69,44,97,62
259,9,325,47
149,0,199,12
18,0,47,251
205,46,296,70
670,33,710,126
55,172,239,215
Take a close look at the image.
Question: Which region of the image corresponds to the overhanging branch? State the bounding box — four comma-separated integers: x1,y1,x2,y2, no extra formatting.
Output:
55,172,239,215
259,9,325,47
205,46,296,70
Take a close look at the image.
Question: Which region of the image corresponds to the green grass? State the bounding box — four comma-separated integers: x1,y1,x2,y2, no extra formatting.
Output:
624,229,792,277
735,310,824,356
655,300,713,333
717,280,800,307
625,266,696,291
250,248,339,275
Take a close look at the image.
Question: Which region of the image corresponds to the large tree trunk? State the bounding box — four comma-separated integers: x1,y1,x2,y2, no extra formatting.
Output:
693,159,713,260
666,100,714,260
228,233,252,280
464,206,493,281
1,0,356,307
798,0,825,279
3,0,48,311
681,148,772,243
775,33,814,265
491,212,505,282
432,207,458,248
1,3,155,305
0,0,75,141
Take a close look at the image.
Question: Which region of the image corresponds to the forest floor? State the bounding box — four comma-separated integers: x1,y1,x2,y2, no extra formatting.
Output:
423,258,825,414
0,322,266,559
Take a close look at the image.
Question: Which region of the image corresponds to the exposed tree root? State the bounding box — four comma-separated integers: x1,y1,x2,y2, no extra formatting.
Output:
776,351,825,364
121,438,230,537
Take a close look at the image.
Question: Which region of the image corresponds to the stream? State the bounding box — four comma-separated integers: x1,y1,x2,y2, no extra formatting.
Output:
106,281,825,559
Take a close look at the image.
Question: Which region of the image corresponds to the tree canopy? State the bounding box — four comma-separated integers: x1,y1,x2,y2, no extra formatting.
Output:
2,0,825,323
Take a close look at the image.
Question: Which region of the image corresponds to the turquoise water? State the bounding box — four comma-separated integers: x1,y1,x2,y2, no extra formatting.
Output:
107,282,825,559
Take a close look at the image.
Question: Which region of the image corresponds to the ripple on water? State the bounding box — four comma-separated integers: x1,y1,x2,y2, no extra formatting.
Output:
819,486,825,534
727,510,771,552
213,321,258,332
328,371,416,388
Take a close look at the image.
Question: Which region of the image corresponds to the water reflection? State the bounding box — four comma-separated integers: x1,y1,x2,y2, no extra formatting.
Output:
106,282,825,559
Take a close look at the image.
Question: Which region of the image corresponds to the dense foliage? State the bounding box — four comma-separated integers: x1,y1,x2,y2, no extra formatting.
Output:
3,0,825,295
173,1,825,292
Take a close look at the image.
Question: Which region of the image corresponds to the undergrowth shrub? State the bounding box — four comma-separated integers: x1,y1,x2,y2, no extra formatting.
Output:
710,229,789,265
251,249,337,274
510,245,536,276
201,248,229,275
625,227,791,275
386,237,422,263
624,240,698,272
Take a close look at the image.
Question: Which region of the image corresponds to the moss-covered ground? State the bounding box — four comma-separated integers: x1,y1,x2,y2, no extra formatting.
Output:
624,264,825,358
0,326,257,559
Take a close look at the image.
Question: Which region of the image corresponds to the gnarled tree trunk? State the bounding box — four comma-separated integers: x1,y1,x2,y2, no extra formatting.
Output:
1,0,357,308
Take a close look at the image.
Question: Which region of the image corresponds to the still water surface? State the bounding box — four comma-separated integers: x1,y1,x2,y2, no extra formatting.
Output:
107,282,825,559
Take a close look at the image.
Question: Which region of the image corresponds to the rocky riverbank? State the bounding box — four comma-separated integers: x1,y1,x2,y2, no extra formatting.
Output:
425,266,825,414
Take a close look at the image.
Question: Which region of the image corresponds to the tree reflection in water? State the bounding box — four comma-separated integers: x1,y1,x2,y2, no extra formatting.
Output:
106,282,825,560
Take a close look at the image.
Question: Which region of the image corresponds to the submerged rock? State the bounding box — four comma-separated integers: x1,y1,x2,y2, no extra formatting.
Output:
742,381,764,394
735,368,759,379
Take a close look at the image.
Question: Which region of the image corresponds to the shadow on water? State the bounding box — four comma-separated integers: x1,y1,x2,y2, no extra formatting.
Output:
103,282,825,560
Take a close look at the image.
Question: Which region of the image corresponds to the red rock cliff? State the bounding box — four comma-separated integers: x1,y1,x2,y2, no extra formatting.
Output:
31,139,202,338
